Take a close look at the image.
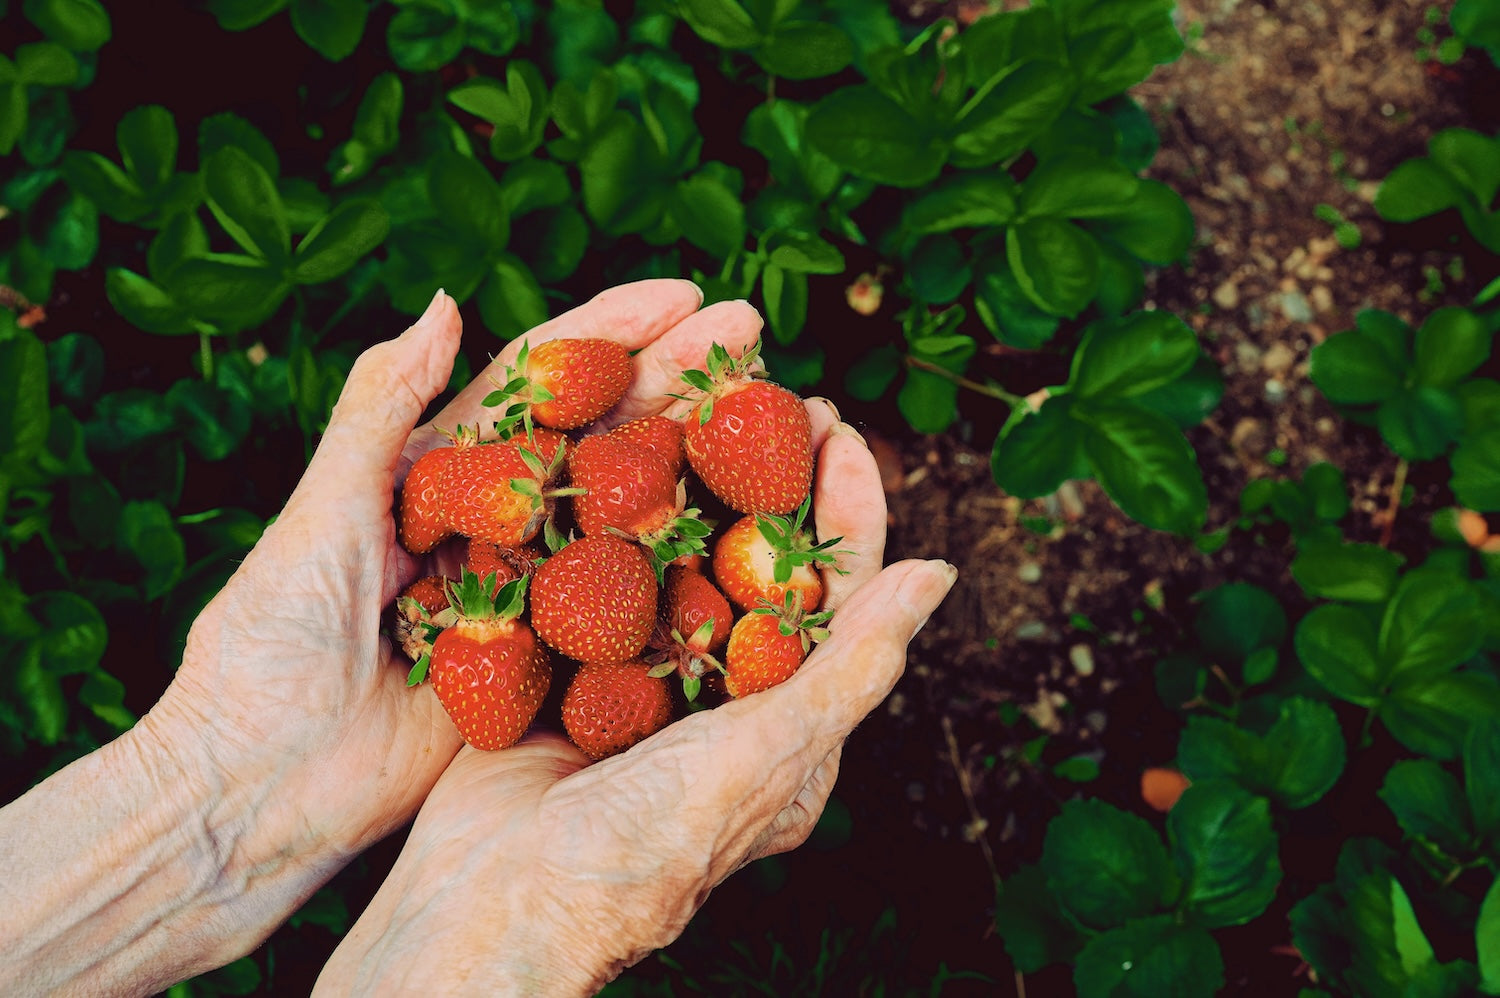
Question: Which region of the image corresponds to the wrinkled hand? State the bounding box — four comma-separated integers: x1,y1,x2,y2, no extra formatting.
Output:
142,279,729,945
314,381,957,994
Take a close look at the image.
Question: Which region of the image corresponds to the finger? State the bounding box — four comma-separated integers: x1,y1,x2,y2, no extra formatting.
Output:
284,289,462,525
813,425,887,610
806,398,840,454
774,559,955,749
416,279,704,451
601,299,764,427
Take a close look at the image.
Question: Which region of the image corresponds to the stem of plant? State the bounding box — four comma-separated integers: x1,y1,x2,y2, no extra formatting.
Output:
1379,459,1408,548
903,355,1027,408
198,331,214,381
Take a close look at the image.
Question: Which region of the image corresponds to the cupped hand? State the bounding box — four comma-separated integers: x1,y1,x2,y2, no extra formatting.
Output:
314,404,957,996
141,279,735,945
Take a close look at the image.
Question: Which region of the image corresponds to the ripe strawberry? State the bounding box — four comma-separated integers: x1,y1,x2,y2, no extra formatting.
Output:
394,575,458,681
398,446,457,554
713,499,844,612
428,571,552,750
568,433,678,538
466,539,543,593
485,338,633,431
508,424,572,469
680,341,813,514
561,660,673,760
530,534,658,666
647,566,733,700
397,428,567,554
723,593,832,699
610,416,686,476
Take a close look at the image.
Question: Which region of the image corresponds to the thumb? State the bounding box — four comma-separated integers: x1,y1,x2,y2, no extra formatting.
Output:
285,290,462,523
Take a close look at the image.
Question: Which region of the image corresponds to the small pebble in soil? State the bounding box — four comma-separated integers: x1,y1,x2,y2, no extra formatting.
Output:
1265,379,1288,404
1017,561,1042,584
1014,621,1052,641
1085,710,1108,734
1070,644,1096,677
1279,289,1315,323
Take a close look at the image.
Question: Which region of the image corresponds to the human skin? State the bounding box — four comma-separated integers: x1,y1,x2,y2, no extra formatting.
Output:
0,280,955,996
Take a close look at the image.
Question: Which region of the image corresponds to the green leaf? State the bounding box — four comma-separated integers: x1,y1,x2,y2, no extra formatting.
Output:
0,332,50,463
1466,719,1500,840
34,590,106,676
678,0,763,48
46,331,103,406
1414,307,1492,388
1376,387,1464,461
898,333,976,434
1311,323,1411,405
1168,782,1280,928
1260,698,1346,809
805,86,946,188
1378,760,1472,854
1292,862,1437,998
992,398,1088,499
1295,603,1382,706
1291,540,1402,602
670,172,746,259
291,0,367,61
1073,916,1224,998
203,146,290,262
148,211,209,283
475,254,547,340
765,231,845,274
15,647,66,745
1453,427,1500,511
165,254,290,328
429,151,508,250
1041,798,1176,932
973,258,1058,349
905,235,970,304
1429,128,1500,206
1377,157,1466,222
844,343,901,402
24,0,111,50
1082,179,1195,266
755,20,853,79
15,41,78,85
1479,876,1500,995
1069,311,1199,401
994,863,1084,974
105,268,197,336
1380,567,1484,682
1132,354,1224,430
458,0,520,56
1193,583,1285,664
902,172,1017,234
760,263,807,346
0,80,24,157
1077,402,1207,534
79,669,134,731
1382,671,1500,761
62,150,148,222
32,183,97,270
166,379,251,461
1007,217,1100,317
514,205,588,283
950,60,1073,168
117,104,176,194
1021,155,1141,220
206,0,289,30
117,500,186,600
199,112,279,179
292,198,389,284
387,0,464,71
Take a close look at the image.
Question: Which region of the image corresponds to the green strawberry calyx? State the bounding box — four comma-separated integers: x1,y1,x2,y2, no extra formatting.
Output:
755,497,851,583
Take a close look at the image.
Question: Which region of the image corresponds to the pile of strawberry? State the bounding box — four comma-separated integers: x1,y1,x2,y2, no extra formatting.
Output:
391,337,845,760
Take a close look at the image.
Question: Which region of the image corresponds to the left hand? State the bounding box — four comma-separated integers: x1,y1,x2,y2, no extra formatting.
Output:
143,279,739,948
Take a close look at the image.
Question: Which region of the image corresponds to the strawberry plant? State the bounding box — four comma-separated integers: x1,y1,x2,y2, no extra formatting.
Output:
1376,127,1500,256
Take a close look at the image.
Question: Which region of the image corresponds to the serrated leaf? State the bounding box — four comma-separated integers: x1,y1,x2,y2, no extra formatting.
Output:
1041,798,1176,931
1073,916,1224,998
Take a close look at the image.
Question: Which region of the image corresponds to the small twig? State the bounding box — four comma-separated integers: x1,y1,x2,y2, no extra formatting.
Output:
1378,459,1408,548
942,715,999,885
904,355,1027,407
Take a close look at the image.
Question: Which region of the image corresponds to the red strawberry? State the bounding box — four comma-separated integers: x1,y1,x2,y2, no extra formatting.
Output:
466,539,543,594
508,425,572,469
428,571,552,750
723,593,832,698
568,433,678,538
681,341,812,515
486,338,633,432
646,566,733,700
398,446,457,554
442,438,556,548
561,660,673,760
530,534,658,666
712,500,844,612
394,575,458,676
611,416,686,476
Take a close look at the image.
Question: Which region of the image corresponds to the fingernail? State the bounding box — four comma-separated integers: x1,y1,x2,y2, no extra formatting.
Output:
679,279,705,307
935,560,958,586
419,288,447,324
829,421,868,448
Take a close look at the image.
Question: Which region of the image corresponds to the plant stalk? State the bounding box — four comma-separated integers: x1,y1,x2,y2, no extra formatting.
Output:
904,355,1027,408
